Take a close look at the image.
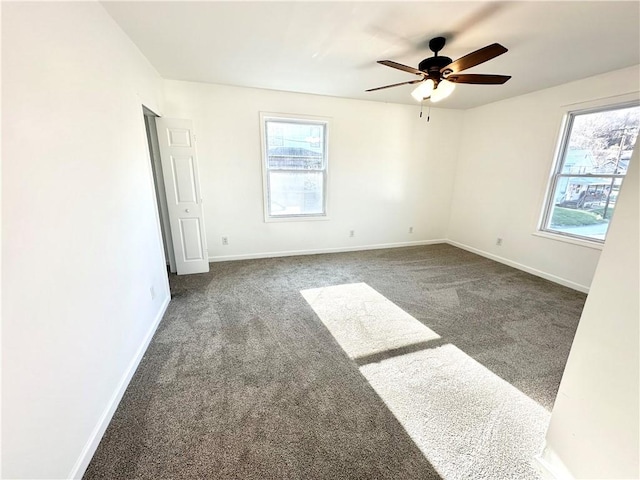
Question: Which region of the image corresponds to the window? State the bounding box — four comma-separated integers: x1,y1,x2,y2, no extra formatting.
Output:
261,113,329,220
541,102,639,243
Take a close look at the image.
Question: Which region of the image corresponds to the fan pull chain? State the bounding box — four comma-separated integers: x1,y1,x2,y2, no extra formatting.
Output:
419,102,431,122
420,99,431,122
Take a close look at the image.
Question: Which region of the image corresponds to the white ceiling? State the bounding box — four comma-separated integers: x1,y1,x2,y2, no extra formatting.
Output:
102,1,640,109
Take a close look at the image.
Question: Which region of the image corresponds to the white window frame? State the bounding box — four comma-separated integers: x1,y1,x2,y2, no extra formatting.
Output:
260,112,330,222
538,97,639,245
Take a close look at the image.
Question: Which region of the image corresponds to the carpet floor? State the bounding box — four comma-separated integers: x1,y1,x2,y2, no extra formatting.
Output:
84,244,585,479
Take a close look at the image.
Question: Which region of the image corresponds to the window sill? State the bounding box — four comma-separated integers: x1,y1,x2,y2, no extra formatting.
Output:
265,214,330,223
532,231,604,250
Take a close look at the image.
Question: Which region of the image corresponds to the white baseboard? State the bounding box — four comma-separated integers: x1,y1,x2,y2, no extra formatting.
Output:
532,445,576,480
209,239,590,293
446,240,590,293
209,239,447,262
68,294,171,479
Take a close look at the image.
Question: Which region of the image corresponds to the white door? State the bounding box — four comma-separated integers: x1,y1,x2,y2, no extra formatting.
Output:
156,118,209,275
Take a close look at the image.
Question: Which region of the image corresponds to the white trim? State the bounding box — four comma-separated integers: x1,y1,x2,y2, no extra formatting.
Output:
560,91,640,111
532,445,576,480
209,239,447,262
68,294,171,479
259,111,331,222
538,96,640,241
264,214,330,223
532,231,603,250
446,240,590,293
537,112,571,232
209,239,591,293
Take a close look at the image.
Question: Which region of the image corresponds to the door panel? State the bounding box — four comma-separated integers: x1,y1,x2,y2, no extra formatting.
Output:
167,128,192,147
156,118,209,275
171,156,197,203
179,218,204,260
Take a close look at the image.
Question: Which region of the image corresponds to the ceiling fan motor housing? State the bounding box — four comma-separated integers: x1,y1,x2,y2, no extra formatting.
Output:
418,56,452,79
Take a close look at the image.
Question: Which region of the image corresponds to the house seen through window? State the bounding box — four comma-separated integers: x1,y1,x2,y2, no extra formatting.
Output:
541,103,639,242
261,115,329,220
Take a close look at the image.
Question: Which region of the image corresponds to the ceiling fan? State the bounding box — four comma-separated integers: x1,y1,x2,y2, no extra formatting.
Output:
366,36,511,103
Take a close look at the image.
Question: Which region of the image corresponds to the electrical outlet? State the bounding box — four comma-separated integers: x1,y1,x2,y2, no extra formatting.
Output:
349,230,355,238
150,286,155,300
409,226,414,234
496,237,503,246
222,236,229,245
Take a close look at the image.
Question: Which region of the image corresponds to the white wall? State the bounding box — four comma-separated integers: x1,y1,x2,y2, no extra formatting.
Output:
2,2,636,477
447,66,640,291
2,2,168,478
162,80,464,260
538,145,639,479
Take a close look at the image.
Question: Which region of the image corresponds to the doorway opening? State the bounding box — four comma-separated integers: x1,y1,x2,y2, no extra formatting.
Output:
143,106,177,273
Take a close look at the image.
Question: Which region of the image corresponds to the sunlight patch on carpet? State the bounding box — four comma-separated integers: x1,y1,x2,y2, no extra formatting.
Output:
302,282,548,479
360,344,550,480
300,282,440,359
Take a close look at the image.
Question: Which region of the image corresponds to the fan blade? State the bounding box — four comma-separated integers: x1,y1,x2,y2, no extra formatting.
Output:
441,43,508,74
378,60,426,77
447,74,511,84
366,79,424,92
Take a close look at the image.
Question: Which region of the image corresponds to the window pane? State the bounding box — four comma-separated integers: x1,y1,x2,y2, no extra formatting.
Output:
542,103,639,242
268,171,324,216
547,176,623,241
262,115,329,220
266,121,324,170
561,106,639,175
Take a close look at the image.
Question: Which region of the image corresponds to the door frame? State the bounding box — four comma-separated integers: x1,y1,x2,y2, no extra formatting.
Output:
143,106,177,273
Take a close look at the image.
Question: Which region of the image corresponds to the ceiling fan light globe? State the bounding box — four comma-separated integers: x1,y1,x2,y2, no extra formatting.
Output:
411,79,435,102
430,80,456,103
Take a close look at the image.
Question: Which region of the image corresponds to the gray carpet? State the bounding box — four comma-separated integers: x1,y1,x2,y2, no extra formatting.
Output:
84,244,585,479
